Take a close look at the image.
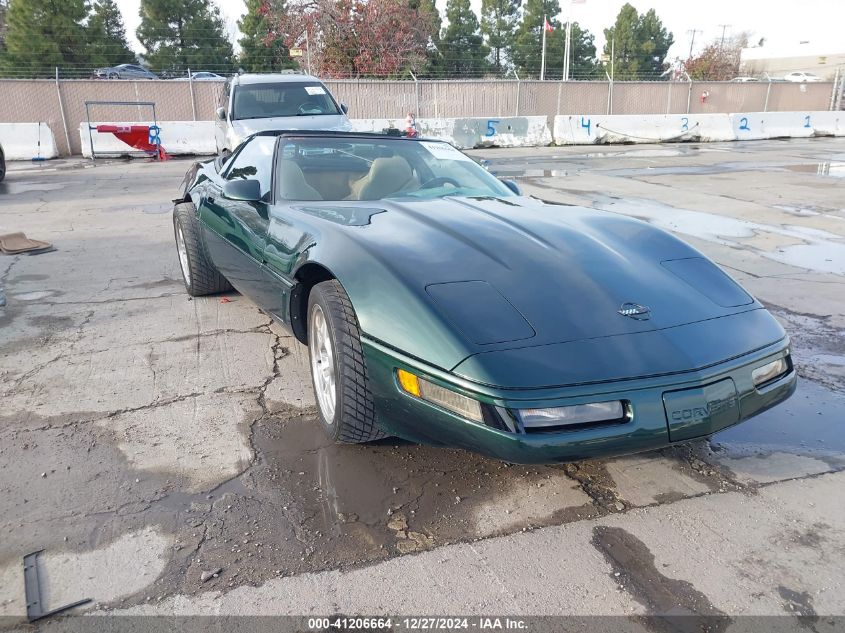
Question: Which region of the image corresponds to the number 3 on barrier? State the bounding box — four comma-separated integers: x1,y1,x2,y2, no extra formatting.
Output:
681,117,689,132
485,119,499,137
580,116,591,135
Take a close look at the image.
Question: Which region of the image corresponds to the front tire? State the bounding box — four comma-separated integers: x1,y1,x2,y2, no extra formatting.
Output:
308,280,385,443
173,202,232,296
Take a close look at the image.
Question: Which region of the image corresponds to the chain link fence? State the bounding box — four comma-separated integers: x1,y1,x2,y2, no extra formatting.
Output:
0,77,836,156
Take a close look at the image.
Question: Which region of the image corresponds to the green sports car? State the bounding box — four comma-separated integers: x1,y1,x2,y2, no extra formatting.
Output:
172,131,796,463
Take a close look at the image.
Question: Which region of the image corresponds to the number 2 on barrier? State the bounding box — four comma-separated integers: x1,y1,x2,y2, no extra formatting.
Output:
681,117,689,132
581,117,591,135
738,117,750,131
486,119,499,137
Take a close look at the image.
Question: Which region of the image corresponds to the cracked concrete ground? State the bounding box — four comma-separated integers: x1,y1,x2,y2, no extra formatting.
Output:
0,139,843,625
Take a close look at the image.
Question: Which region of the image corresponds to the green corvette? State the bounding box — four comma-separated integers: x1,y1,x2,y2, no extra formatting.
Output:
173,131,796,463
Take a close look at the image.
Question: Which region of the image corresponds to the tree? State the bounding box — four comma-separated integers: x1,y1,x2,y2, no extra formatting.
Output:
0,0,9,55
480,0,518,74
266,0,435,78
87,0,136,67
512,0,596,80
439,0,488,77
512,0,559,78
602,3,673,80
0,0,89,76
685,33,748,81
410,0,442,77
239,0,295,72
565,22,598,79
137,0,235,74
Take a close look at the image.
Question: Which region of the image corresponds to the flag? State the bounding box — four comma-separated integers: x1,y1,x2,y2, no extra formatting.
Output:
544,17,554,32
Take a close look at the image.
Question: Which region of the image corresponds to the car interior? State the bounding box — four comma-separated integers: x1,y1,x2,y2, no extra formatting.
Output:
273,139,508,202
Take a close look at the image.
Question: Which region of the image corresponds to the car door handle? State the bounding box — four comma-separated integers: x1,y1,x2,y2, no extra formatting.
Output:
207,195,215,204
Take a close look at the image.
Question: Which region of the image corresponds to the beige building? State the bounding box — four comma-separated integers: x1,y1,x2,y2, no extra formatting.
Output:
740,42,845,80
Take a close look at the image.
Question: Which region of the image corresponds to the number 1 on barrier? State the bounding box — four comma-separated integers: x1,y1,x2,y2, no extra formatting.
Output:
804,115,811,128
581,117,591,135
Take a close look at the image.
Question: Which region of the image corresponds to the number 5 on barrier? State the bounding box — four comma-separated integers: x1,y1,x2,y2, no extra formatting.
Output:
486,119,499,137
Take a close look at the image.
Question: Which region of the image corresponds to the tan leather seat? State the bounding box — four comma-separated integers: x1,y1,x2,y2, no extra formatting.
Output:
278,160,322,200
351,156,417,200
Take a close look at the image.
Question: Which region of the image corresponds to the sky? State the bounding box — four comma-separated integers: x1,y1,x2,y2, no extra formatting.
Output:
116,0,845,62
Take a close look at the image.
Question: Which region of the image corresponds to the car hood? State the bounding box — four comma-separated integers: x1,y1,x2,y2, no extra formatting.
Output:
232,116,352,137
294,196,770,373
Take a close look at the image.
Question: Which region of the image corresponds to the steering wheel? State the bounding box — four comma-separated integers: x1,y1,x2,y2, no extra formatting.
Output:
298,101,322,115
420,176,461,189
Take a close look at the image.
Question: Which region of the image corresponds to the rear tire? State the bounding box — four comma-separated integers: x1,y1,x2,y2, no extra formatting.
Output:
308,280,385,443
173,202,232,296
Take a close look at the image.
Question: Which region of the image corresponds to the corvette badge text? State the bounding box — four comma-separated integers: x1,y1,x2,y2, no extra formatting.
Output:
670,395,737,422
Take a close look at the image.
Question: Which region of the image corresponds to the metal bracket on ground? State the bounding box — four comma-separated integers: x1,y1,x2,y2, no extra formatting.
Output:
23,549,92,622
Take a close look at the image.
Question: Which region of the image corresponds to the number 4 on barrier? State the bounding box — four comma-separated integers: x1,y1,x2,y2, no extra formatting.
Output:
580,117,591,135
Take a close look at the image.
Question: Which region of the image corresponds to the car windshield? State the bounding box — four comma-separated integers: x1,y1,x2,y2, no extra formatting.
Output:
276,137,515,201
233,82,341,120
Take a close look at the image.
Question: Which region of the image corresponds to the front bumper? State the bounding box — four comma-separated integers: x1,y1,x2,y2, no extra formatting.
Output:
362,337,796,464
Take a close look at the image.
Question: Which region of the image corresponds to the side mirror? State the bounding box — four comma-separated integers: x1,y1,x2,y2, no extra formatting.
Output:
216,107,227,121
223,179,262,202
500,179,522,196
340,103,349,114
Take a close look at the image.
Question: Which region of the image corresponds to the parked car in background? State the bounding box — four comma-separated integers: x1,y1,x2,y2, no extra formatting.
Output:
214,73,352,155
94,64,159,80
191,72,226,81
730,76,759,82
783,71,822,82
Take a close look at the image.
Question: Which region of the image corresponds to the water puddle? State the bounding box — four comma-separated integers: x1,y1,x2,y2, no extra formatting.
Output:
592,196,845,275
710,379,845,461
491,168,567,179
783,162,845,177
0,181,71,195
164,415,595,594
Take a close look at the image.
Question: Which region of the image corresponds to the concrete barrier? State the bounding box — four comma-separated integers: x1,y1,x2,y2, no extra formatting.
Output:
729,112,815,141
79,121,216,157
553,111,843,145
554,114,735,144
810,111,844,136
0,122,59,160
351,117,552,149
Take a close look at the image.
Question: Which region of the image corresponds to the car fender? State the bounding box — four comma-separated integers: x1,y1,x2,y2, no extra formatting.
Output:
287,230,475,372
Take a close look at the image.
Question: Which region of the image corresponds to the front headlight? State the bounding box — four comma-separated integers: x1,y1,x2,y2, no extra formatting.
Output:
752,357,789,387
396,369,483,422
517,401,625,429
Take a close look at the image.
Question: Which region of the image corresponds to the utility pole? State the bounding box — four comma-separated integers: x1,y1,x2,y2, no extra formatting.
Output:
718,24,731,48
686,29,701,59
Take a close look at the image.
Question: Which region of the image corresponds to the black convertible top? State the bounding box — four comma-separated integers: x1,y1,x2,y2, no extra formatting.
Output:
253,129,438,143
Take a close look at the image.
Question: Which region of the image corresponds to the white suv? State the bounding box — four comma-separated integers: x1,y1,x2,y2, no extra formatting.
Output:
214,73,352,154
